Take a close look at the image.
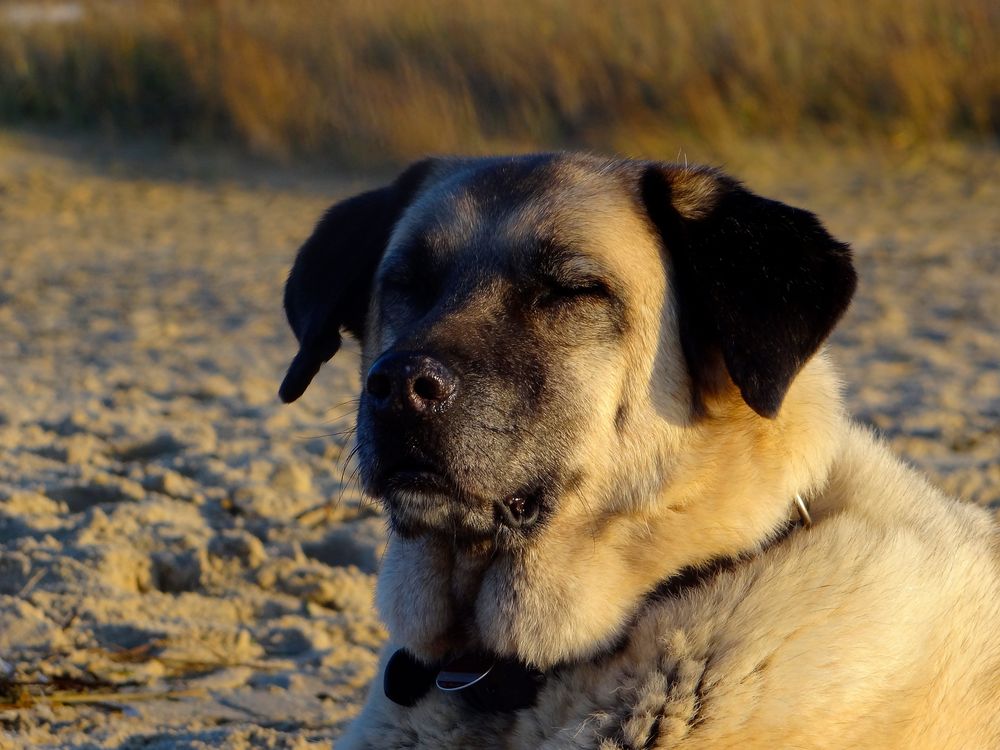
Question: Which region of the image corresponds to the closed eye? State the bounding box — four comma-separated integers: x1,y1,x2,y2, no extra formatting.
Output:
536,275,616,310
544,277,611,300
379,267,440,314
382,273,416,295
534,241,616,305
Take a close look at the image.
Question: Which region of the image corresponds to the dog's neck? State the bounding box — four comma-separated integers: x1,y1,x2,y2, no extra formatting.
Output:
376,355,847,669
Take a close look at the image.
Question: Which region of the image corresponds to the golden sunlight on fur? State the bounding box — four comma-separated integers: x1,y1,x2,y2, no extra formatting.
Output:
276,155,1000,749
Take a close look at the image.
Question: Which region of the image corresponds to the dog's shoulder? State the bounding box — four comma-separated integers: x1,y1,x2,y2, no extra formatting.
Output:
570,425,1000,749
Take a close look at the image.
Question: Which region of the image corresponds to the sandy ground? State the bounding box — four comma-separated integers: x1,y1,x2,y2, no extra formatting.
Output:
0,133,997,749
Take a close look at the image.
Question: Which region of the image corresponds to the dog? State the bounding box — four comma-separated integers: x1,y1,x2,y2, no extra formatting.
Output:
279,154,1000,748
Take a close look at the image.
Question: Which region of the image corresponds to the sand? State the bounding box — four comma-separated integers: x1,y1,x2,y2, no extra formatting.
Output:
0,133,997,749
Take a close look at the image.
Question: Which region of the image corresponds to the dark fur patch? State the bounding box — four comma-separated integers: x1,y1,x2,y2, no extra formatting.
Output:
615,401,628,434
279,159,435,403
640,166,857,418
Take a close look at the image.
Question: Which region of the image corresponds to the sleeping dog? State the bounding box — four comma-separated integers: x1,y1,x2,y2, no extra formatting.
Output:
279,154,1000,749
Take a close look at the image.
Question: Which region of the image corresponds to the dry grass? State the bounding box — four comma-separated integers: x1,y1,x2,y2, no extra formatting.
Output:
0,0,997,166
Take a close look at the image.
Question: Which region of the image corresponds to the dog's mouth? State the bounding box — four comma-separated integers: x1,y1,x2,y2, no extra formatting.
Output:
375,462,545,539
495,493,541,528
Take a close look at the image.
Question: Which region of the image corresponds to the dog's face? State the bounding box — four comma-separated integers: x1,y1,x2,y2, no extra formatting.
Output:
357,156,687,549
280,153,856,664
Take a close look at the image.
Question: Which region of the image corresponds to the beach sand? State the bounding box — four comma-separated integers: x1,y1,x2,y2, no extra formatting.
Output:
1,134,997,749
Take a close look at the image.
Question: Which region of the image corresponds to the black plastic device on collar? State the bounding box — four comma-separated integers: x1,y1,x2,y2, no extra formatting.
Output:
384,649,544,713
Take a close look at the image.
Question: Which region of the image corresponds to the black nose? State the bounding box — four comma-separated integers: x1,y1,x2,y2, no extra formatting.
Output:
365,352,457,414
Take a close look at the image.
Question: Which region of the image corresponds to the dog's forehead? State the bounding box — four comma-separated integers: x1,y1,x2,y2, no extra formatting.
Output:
386,155,657,274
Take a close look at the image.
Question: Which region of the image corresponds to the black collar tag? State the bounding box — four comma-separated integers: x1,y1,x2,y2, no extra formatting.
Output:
383,649,545,713
384,648,436,707
437,653,543,713
436,653,496,692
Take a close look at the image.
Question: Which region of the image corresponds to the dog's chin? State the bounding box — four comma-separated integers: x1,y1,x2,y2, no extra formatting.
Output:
367,468,547,549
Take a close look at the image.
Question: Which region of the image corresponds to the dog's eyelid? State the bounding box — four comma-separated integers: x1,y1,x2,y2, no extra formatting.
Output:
536,272,617,312
379,271,441,312
537,246,612,294
545,274,611,296
381,271,412,290
381,262,427,289
380,235,439,286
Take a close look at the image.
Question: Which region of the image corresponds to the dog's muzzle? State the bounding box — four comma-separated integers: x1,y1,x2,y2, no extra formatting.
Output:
360,351,546,538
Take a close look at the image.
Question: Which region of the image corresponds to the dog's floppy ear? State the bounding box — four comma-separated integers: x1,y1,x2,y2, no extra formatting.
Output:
280,159,435,403
641,165,856,418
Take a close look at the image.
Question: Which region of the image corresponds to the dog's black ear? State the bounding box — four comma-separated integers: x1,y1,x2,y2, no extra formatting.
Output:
641,165,856,418
280,159,435,403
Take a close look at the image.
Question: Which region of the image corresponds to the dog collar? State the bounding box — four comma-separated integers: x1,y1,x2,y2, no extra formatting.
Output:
650,495,812,603
384,495,813,713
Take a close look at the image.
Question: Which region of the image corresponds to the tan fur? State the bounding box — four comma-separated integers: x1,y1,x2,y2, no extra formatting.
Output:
337,165,1000,749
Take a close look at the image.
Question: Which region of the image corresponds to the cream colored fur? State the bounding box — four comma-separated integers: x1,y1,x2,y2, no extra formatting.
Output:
343,411,1000,748
337,165,1000,748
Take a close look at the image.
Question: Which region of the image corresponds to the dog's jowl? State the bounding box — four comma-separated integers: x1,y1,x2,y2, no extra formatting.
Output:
280,154,1000,749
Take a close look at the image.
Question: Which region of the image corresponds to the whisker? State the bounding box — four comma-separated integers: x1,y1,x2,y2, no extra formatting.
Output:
325,397,361,414
294,427,356,441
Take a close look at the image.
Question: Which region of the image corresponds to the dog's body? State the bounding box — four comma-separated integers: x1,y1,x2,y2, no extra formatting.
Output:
279,154,1000,748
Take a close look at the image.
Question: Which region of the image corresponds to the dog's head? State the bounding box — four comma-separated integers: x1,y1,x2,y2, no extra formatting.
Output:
281,154,855,544
280,154,855,664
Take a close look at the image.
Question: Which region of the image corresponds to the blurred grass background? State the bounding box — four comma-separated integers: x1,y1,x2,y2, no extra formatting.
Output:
0,0,997,168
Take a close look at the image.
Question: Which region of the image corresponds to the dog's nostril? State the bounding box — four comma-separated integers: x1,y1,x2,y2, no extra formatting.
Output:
366,371,391,400
412,375,446,402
